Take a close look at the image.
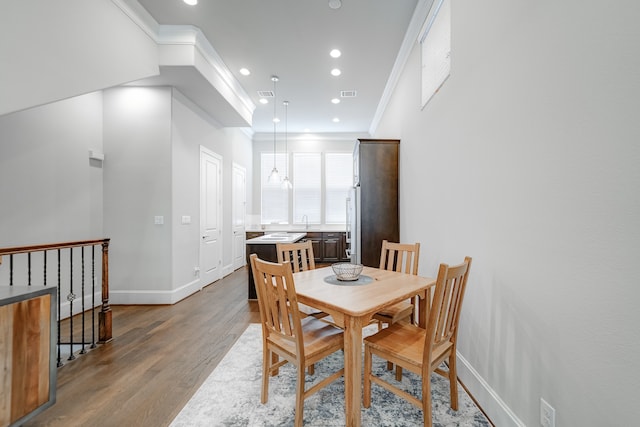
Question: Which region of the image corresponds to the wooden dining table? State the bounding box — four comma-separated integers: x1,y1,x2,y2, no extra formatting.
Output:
293,265,436,427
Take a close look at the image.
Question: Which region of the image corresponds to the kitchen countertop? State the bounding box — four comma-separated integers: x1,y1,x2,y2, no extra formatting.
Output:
245,226,346,233
245,232,307,245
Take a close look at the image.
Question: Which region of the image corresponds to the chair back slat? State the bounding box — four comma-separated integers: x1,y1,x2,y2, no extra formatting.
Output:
277,241,315,273
379,240,420,275
250,254,303,348
426,257,472,355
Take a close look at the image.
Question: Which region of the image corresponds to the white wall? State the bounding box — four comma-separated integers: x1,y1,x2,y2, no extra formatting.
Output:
375,0,640,425
103,87,173,299
0,0,158,117
0,92,104,245
171,90,253,287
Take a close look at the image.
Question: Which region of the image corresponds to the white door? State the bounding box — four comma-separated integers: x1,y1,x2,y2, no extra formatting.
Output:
232,163,247,270
200,147,222,286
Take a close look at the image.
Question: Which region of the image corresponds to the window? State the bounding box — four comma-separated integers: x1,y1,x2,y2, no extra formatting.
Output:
260,149,353,225
261,153,288,224
325,153,353,223
293,153,321,224
420,0,451,107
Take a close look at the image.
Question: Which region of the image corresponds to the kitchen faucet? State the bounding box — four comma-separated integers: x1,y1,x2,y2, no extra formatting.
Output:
301,214,308,230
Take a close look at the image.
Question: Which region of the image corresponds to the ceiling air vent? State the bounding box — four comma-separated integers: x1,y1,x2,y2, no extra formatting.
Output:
340,90,357,98
258,90,274,97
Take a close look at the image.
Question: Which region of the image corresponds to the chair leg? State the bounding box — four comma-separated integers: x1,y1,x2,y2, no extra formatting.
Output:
363,345,372,407
272,352,280,376
448,353,459,410
395,366,403,381
261,347,270,404
423,374,433,427
295,365,306,427
308,364,315,375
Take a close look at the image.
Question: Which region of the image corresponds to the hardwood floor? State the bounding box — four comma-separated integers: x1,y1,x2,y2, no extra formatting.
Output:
25,267,260,427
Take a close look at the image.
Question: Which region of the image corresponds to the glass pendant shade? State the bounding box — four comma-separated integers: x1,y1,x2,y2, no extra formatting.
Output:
268,166,281,183
281,100,292,189
268,75,281,183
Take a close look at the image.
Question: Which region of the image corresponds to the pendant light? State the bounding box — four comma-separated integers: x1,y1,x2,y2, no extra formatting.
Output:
267,75,281,183
281,100,293,189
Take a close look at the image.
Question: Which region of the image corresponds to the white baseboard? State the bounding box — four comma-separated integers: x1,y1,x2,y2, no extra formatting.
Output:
109,278,202,305
58,292,102,320
222,263,234,277
457,352,525,427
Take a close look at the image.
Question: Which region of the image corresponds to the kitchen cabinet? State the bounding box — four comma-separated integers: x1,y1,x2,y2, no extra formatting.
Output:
245,233,307,299
322,232,342,262
245,231,265,240
304,232,323,262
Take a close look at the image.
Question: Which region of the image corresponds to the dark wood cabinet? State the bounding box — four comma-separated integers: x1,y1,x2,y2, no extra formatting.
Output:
246,231,265,240
322,232,342,262
304,232,323,262
357,139,400,267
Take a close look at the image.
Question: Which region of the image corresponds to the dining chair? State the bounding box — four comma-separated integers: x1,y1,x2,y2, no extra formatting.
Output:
276,240,330,375
363,256,472,427
373,240,421,379
374,240,421,327
250,254,345,427
276,240,325,318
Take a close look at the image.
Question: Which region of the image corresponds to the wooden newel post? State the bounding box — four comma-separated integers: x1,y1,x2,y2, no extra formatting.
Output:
99,239,113,343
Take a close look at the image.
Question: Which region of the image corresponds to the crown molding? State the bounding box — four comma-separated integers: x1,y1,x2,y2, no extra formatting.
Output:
111,0,255,123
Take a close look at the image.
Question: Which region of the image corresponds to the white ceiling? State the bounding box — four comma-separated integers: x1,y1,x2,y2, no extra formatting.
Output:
135,0,419,136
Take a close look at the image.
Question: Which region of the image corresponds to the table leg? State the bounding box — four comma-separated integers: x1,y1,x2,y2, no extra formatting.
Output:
418,290,430,328
344,316,363,427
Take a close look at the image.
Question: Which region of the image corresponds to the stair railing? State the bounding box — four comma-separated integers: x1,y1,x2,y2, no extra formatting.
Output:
0,239,111,366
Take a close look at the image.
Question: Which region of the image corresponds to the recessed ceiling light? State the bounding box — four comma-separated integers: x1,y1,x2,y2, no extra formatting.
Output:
239,68,250,76
331,98,340,104
332,117,340,123
259,98,268,104
330,49,341,58
273,118,280,123
331,68,341,77
183,0,197,5
328,0,342,9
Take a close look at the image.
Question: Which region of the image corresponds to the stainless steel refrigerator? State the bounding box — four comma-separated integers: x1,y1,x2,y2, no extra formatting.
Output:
346,186,361,264
346,139,399,267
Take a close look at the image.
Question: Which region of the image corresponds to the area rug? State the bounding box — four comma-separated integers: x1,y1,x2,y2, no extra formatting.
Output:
170,324,491,426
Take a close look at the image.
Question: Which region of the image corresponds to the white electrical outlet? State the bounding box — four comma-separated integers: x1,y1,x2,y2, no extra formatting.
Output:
540,398,555,427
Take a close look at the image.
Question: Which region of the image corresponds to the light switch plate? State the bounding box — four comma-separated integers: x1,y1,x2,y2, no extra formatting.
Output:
154,216,164,225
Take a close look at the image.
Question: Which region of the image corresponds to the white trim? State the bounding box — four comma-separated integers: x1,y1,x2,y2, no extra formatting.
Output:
222,263,234,277
58,292,102,320
111,0,255,126
110,278,202,305
457,352,526,427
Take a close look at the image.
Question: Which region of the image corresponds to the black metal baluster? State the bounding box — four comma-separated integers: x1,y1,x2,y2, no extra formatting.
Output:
91,245,96,349
57,249,63,367
80,247,87,355
44,250,47,287
28,252,31,286
9,254,13,286
68,247,75,361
